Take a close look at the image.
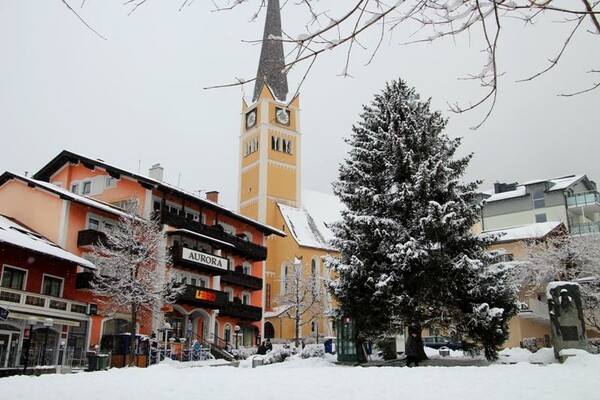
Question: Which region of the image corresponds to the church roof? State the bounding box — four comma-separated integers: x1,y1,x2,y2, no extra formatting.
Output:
252,0,288,103
277,189,344,251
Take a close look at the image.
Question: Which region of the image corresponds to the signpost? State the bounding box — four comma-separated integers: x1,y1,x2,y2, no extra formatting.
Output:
0,306,9,321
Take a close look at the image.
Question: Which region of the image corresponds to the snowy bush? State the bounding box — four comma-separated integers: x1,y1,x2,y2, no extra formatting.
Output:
262,347,291,365
521,337,539,353
588,338,600,354
300,344,325,359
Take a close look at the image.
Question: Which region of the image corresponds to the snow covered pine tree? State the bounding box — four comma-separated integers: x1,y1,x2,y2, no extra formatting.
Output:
328,79,517,361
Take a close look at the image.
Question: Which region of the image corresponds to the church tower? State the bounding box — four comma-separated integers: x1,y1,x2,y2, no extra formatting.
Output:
238,0,301,228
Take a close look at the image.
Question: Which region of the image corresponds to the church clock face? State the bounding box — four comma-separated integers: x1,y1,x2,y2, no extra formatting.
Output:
246,109,257,129
275,107,290,125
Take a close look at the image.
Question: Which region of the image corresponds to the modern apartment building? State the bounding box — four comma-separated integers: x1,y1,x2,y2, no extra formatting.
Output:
481,174,599,235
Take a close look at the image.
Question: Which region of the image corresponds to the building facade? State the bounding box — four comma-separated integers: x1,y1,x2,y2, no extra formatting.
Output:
238,0,341,344
0,150,283,368
481,175,599,234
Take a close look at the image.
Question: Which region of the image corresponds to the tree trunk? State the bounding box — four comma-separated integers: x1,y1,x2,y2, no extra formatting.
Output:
129,306,137,367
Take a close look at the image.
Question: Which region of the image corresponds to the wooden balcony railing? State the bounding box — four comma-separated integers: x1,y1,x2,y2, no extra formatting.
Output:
158,210,267,261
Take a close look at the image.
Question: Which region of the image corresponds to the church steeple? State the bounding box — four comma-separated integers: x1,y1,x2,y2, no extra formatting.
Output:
252,0,288,103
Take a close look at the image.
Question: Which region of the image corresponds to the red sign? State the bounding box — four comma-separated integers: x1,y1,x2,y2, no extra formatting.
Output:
160,305,173,313
24,328,30,340
195,290,216,302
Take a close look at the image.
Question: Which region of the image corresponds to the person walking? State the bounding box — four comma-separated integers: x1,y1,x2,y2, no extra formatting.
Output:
405,328,424,367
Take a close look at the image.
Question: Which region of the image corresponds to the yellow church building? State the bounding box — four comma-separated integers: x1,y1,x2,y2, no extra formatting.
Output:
237,0,342,344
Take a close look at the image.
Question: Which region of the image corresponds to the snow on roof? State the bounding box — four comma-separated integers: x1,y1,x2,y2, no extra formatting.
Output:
0,215,95,269
277,190,344,251
34,150,284,236
486,175,586,203
547,175,585,191
485,186,527,203
481,221,563,243
17,174,130,219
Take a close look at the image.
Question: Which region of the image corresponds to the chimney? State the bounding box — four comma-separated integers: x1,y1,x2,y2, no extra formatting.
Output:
149,164,164,181
206,191,219,203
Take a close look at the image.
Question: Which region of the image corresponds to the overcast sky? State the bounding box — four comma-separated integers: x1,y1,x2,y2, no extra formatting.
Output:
1,1,598,210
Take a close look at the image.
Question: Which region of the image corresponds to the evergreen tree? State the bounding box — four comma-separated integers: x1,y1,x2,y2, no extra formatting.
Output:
328,79,517,361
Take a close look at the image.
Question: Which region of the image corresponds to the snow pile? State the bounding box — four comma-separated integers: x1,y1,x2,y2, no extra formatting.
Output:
299,344,325,359
1,351,599,400
498,347,557,364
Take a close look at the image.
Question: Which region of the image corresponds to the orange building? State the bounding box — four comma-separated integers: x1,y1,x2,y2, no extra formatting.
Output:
0,150,283,368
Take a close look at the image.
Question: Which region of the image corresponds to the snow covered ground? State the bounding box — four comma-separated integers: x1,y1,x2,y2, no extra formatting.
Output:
1,348,598,400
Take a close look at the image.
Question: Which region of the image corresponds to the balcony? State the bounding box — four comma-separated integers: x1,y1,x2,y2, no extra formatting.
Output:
0,287,91,317
176,284,229,309
77,229,108,248
220,269,263,291
75,271,95,290
219,299,262,321
158,210,267,261
566,191,600,208
518,298,550,322
570,221,600,236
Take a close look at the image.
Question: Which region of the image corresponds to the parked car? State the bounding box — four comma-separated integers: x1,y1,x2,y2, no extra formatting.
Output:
422,336,463,351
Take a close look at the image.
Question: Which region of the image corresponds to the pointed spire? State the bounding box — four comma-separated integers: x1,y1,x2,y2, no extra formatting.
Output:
252,0,288,103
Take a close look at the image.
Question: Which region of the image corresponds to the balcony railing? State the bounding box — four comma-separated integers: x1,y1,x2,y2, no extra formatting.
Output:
176,284,229,309
220,270,263,291
158,210,267,261
218,300,262,321
77,229,108,248
571,222,600,235
566,191,600,208
0,287,90,316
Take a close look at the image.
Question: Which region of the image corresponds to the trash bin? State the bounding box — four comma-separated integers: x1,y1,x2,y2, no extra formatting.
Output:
97,354,109,370
87,352,98,371
324,339,333,354
252,357,264,368
380,338,397,360
439,347,450,357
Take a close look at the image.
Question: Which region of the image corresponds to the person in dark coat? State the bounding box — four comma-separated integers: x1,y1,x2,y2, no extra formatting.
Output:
405,329,425,367
265,338,273,352
257,341,267,355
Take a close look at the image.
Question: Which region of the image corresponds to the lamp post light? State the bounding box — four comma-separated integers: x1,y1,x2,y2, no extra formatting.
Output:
22,316,38,374
41,318,54,366
162,322,172,361
234,325,241,349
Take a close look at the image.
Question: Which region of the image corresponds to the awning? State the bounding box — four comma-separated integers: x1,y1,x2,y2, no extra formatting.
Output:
8,311,83,327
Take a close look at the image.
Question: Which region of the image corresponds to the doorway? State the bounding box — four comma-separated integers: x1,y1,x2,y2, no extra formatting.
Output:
0,328,21,368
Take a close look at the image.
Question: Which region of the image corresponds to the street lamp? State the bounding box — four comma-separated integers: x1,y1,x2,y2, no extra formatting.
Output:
41,318,54,366
22,316,38,374
162,322,171,361
234,325,241,349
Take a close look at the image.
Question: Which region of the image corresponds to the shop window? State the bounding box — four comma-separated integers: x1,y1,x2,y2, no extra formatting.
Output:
42,275,63,297
1,265,27,290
